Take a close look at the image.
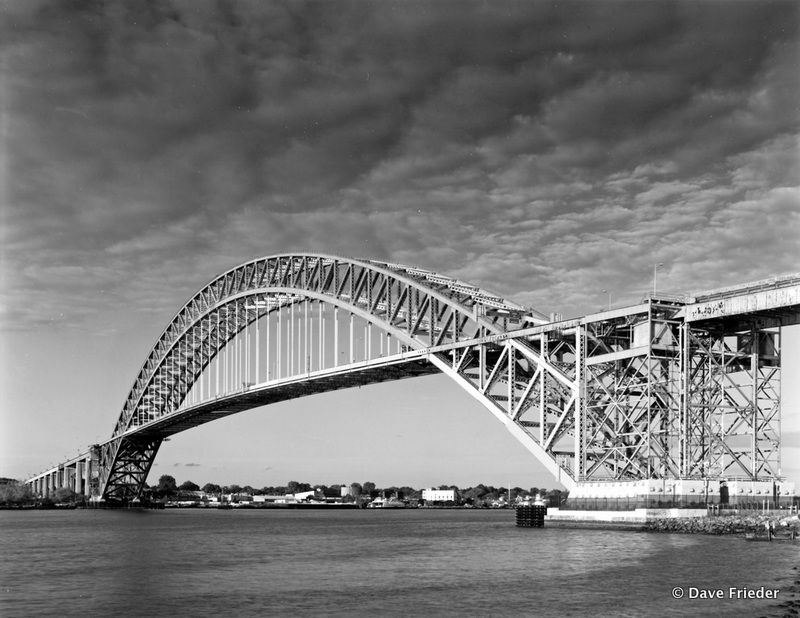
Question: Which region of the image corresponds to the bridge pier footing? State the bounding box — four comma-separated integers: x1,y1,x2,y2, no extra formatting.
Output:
563,479,796,511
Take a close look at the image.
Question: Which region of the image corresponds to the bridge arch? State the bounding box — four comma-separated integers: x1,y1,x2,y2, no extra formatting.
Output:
96,253,570,502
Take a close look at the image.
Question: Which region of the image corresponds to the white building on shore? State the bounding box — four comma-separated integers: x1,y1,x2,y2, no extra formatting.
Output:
422,488,458,503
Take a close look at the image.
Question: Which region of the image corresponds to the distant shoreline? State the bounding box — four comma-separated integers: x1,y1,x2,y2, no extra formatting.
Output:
4,503,799,541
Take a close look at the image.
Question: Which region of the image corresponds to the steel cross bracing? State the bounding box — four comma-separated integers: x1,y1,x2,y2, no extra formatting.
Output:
683,327,781,481
24,256,799,503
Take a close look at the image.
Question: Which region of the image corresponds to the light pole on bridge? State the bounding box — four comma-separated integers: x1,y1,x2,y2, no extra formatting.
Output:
652,262,665,296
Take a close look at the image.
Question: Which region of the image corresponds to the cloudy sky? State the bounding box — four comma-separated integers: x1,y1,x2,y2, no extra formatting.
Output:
1,1,798,489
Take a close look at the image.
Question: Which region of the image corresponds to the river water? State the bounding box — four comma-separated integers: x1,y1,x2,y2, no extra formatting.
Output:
1,508,797,617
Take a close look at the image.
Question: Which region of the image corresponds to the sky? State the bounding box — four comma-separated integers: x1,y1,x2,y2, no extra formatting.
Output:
1,0,798,490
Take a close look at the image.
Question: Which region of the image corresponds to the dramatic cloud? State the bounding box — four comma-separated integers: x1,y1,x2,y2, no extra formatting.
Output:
1,0,798,331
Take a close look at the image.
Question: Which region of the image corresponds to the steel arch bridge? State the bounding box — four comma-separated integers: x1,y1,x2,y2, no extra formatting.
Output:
26,254,800,504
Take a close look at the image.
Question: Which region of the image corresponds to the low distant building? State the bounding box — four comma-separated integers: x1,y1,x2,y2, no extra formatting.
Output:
253,494,286,504
422,488,458,504
224,493,253,503
317,487,344,502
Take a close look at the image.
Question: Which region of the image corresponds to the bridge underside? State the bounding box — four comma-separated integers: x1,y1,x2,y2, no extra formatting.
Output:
132,356,438,440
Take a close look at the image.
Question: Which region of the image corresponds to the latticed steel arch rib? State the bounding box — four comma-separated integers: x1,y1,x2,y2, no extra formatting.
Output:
97,254,571,502
113,255,545,434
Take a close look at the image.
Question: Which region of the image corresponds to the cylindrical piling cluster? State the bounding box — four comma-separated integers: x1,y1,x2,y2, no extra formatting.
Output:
516,504,547,527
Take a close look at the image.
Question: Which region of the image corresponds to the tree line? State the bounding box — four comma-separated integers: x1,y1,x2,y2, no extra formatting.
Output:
0,482,82,507
0,476,567,507
148,475,568,506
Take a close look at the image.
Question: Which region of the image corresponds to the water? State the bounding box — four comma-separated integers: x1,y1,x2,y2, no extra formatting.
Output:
1,508,797,617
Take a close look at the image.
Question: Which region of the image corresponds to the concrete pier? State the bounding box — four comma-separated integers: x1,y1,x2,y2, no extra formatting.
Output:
25,452,95,500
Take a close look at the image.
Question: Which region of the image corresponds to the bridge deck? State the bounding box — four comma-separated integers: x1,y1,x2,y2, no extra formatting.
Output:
679,275,800,325
127,356,439,441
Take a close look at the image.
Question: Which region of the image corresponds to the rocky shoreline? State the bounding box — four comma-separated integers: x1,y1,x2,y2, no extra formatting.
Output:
645,513,799,537
543,513,800,539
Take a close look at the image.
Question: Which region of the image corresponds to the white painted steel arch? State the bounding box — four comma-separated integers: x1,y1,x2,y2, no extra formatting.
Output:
113,254,547,434
96,253,573,502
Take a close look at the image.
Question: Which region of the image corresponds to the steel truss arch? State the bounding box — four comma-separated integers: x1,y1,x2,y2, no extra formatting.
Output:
114,254,544,436
97,254,571,502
